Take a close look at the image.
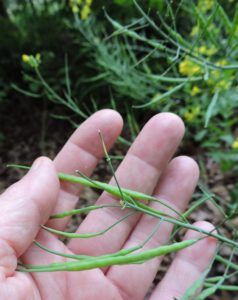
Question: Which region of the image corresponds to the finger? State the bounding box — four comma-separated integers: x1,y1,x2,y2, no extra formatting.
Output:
106,156,199,300
150,221,217,300
50,109,123,230
68,113,185,257
0,157,59,276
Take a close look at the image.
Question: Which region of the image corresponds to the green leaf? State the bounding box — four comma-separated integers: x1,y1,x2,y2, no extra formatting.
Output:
204,90,219,128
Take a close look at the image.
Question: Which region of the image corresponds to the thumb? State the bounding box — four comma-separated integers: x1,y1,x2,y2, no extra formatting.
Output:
0,157,59,277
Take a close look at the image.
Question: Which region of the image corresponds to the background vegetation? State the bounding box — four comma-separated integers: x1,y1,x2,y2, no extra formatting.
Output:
1,0,238,298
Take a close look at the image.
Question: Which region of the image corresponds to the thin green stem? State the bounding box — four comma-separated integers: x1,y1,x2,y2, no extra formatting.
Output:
133,82,186,109
42,211,136,239
50,204,121,219
215,255,238,272
127,202,238,248
98,129,125,204
204,283,238,291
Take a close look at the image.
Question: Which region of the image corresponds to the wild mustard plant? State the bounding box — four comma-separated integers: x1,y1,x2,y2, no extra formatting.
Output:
9,152,238,298
17,0,238,166
21,53,41,68
7,0,238,297
17,1,238,150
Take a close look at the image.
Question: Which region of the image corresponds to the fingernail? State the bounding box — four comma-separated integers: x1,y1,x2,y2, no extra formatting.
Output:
30,158,42,172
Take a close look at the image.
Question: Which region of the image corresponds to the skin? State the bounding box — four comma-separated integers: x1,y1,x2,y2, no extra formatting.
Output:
0,110,217,300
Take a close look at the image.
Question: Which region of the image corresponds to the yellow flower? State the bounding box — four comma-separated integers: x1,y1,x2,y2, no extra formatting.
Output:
190,25,199,37
206,46,218,56
207,69,221,85
198,0,214,13
81,4,91,20
206,63,234,91
179,56,203,76
211,69,221,79
197,45,207,55
21,53,41,68
72,5,79,13
216,79,232,91
191,86,201,96
150,92,161,103
22,54,30,63
195,45,217,57
184,106,201,122
35,53,41,62
69,0,93,19
232,138,238,149
217,59,228,66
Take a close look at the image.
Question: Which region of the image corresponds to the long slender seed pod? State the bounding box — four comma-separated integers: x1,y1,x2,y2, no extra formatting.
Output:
7,165,238,247
204,283,238,291
17,239,197,272
8,164,182,219
215,255,238,272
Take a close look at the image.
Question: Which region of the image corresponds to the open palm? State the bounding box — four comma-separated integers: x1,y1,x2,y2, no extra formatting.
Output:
0,110,216,300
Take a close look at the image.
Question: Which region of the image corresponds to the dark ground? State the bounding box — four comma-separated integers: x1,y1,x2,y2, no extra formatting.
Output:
0,98,72,189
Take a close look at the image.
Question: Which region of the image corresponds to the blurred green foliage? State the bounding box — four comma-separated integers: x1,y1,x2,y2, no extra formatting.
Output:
1,0,238,170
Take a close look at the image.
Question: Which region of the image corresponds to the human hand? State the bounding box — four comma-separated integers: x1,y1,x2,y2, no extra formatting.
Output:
0,110,217,299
